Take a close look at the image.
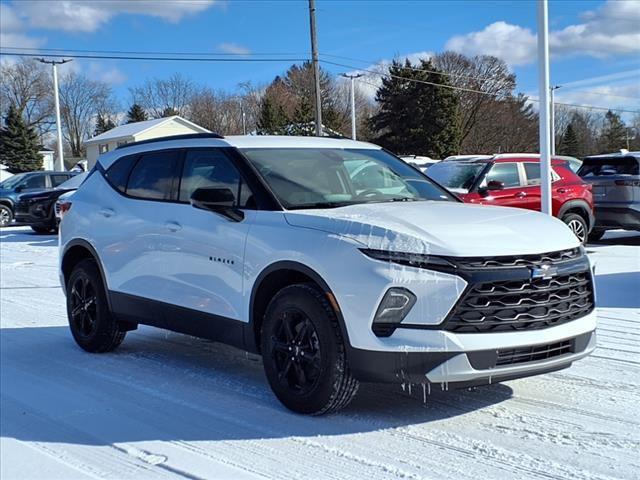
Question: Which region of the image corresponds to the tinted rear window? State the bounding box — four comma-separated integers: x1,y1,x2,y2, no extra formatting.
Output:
126,150,181,200
105,154,138,192
578,157,639,177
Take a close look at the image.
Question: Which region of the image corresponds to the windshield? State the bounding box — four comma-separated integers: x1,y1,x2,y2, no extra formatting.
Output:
57,172,88,190
241,148,455,209
0,173,29,190
427,162,485,191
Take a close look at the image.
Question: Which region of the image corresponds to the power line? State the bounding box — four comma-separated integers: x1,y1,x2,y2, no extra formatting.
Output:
1,46,308,57
0,52,307,63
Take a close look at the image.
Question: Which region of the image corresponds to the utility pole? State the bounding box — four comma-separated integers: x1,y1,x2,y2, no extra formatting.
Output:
308,0,323,136
38,58,72,171
239,97,247,135
550,85,561,156
537,0,552,215
341,73,363,140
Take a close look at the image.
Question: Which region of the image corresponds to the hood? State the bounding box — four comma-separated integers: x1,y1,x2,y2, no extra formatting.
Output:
284,201,580,257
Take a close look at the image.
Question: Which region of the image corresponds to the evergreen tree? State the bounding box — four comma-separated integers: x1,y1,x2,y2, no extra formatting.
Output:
0,104,43,173
558,123,580,157
160,107,180,118
94,114,116,136
125,103,148,123
369,59,461,158
257,96,289,135
600,110,627,152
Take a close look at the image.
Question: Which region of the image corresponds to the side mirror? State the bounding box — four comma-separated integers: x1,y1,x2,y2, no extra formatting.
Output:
478,180,504,197
190,187,244,222
14,186,24,193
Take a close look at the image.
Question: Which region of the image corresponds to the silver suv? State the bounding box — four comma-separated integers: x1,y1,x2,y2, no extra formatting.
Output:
578,151,640,241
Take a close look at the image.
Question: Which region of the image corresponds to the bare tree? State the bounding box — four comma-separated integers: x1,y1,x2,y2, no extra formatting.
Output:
0,58,54,139
189,87,244,135
129,73,195,118
59,72,114,158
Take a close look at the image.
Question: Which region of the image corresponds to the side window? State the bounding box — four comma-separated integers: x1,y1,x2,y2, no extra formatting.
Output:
126,150,181,200
22,175,46,190
51,174,71,187
485,163,521,188
179,149,255,208
105,154,138,193
523,163,560,185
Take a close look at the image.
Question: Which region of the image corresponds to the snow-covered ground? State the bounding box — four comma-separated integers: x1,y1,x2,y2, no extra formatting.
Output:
1,226,638,480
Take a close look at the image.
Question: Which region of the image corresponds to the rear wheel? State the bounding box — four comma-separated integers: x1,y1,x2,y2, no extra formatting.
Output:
562,213,588,244
261,284,359,415
0,205,12,227
66,259,126,353
31,225,55,234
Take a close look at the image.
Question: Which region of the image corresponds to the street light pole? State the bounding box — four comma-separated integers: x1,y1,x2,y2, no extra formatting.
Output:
537,0,552,215
341,73,363,140
38,58,72,171
550,85,561,156
308,0,323,136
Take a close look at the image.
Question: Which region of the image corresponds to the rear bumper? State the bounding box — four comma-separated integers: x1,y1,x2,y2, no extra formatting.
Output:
593,204,640,230
348,329,596,385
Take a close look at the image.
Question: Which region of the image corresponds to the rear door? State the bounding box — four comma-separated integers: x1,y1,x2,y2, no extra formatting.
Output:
476,162,526,207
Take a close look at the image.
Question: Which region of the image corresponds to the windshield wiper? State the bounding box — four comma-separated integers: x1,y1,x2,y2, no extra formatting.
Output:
288,201,354,210
387,196,419,202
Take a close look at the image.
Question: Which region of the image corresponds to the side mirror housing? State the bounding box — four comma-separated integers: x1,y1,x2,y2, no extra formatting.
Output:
14,186,24,193
190,187,244,222
478,180,504,197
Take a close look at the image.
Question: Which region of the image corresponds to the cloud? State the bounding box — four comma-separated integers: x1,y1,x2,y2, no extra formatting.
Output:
217,43,251,55
0,3,45,50
444,0,640,67
12,0,218,33
555,77,640,112
87,63,127,85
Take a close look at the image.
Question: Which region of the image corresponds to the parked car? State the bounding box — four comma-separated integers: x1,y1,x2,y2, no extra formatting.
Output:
14,172,88,234
577,151,640,241
427,154,594,243
0,170,76,227
59,134,596,414
399,155,439,172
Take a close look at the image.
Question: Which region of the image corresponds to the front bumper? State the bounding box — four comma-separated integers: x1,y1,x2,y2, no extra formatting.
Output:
348,328,596,385
14,200,56,228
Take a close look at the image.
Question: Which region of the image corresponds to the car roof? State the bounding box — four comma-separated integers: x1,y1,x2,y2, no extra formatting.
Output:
442,154,571,166
584,151,639,160
98,134,383,169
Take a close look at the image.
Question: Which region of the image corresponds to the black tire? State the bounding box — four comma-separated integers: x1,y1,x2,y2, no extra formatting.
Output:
261,284,359,415
31,225,54,234
588,229,606,242
0,205,12,227
66,259,126,353
562,213,588,244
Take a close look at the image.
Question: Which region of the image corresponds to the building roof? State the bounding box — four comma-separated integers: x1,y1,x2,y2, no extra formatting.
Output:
84,116,209,145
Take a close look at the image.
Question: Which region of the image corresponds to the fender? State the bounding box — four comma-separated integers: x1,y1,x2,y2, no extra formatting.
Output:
557,199,594,230
247,260,352,353
61,238,112,309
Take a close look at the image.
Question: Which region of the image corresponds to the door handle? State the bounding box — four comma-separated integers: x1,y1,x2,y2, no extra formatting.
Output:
515,192,527,198
164,221,182,232
99,208,115,218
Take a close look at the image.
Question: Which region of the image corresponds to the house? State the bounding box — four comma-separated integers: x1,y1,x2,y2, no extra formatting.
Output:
39,147,55,170
83,116,210,168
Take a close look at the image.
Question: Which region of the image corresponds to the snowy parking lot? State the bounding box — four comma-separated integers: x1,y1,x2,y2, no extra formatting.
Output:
1,226,639,480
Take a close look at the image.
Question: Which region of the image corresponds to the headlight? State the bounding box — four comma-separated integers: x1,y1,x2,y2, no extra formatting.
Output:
359,248,457,273
372,287,417,337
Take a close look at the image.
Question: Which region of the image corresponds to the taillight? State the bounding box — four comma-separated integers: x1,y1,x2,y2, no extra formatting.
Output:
59,202,72,216
614,180,640,187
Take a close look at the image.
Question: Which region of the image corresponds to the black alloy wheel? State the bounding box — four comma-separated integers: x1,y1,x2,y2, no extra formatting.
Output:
69,274,98,338
270,308,322,395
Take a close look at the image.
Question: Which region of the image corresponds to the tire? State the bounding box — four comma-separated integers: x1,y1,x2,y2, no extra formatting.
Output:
0,205,12,227
588,229,606,242
66,259,126,353
31,225,54,234
261,283,359,415
562,213,588,244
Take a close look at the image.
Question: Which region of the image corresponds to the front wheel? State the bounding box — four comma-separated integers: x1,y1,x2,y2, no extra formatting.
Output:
562,213,588,244
261,284,359,415
0,205,12,227
66,259,126,352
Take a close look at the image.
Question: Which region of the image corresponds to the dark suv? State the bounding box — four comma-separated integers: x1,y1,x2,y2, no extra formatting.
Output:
0,171,76,227
578,151,640,241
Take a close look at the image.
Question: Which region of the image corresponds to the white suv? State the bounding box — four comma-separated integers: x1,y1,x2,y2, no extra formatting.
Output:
59,134,596,414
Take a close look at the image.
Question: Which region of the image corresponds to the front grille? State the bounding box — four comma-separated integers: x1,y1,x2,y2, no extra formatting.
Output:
445,269,594,333
453,248,581,269
495,340,572,366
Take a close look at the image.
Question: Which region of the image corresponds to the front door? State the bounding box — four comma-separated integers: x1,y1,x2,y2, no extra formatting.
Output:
475,162,526,208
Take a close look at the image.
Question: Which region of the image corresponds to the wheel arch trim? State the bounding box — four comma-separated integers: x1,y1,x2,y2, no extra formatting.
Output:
61,239,112,310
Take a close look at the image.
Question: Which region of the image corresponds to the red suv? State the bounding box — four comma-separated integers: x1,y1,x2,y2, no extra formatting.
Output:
427,154,595,243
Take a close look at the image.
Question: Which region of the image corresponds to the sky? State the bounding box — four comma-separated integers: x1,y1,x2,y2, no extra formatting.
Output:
1,0,639,116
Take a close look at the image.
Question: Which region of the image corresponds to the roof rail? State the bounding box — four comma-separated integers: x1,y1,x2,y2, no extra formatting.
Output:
115,133,224,150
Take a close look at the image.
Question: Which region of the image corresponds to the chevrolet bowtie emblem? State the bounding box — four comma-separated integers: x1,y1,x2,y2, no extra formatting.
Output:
530,264,558,280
